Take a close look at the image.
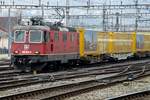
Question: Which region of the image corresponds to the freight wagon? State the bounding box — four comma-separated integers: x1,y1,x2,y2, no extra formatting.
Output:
80,29,150,61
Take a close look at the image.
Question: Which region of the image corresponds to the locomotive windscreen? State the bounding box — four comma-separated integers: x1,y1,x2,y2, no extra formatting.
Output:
29,30,42,43
14,30,25,43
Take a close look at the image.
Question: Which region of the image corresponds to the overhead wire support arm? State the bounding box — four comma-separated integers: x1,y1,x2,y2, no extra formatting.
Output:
0,4,150,10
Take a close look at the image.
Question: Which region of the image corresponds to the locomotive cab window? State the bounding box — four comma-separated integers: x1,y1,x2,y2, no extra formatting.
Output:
43,31,50,42
29,30,42,43
14,30,25,43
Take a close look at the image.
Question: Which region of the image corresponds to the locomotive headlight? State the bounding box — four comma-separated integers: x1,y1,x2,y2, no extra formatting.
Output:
34,51,40,54
14,50,19,54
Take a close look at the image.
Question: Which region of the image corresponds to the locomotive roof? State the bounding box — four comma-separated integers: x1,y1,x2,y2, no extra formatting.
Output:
14,25,77,32
13,25,50,31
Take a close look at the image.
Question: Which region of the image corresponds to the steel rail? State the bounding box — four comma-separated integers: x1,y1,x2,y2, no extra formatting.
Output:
0,60,149,100
1,68,149,100
0,60,148,91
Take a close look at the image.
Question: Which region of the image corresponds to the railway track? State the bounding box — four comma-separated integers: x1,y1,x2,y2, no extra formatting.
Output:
0,60,12,72
0,59,148,91
0,69,20,76
0,59,149,100
0,66,13,71
0,60,10,66
1,67,150,100
109,89,150,100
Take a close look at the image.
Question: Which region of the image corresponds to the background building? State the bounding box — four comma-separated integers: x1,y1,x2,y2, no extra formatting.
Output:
0,17,17,54
0,28,8,54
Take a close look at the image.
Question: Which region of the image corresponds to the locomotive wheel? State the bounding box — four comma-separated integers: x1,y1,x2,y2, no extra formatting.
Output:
13,64,31,73
31,63,47,72
41,61,61,72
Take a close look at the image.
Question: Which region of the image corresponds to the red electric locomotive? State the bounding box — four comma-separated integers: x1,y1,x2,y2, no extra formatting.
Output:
11,18,80,72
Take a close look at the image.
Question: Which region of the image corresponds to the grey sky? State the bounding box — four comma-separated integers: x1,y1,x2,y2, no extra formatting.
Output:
2,0,150,5
0,0,150,30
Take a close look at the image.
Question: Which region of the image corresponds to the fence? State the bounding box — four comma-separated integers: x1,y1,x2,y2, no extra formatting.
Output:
0,48,8,54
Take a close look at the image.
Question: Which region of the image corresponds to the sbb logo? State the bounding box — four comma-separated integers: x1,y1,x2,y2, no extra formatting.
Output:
24,44,30,50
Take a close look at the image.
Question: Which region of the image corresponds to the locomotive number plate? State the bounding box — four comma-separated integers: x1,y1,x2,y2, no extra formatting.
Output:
22,51,32,54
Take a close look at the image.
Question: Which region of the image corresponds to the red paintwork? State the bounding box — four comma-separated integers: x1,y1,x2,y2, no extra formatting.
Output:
11,29,79,56
11,43,46,55
50,31,79,54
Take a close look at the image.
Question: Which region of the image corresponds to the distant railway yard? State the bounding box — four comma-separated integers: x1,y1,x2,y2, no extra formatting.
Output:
0,58,149,100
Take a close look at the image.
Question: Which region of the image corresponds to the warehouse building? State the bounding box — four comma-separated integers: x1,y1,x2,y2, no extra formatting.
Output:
0,17,17,54
0,28,8,54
